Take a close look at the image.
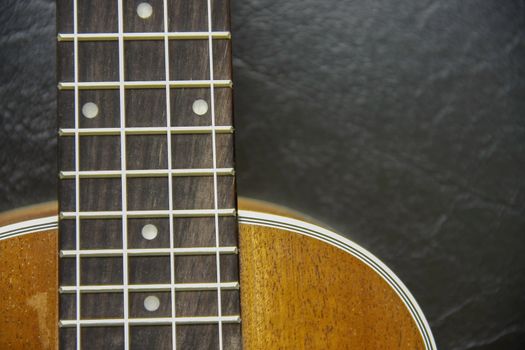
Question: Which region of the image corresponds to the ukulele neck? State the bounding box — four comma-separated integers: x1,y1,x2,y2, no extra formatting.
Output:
57,0,241,348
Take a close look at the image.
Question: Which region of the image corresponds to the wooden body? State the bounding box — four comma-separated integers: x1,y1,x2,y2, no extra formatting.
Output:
0,200,435,349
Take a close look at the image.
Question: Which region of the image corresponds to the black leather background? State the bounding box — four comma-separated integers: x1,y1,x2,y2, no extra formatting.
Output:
1,1,524,349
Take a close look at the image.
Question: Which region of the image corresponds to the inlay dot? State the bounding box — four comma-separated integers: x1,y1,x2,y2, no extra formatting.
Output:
137,2,153,19
81,102,99,119
192,99,209,116
144,295,160,312
141,224,158,240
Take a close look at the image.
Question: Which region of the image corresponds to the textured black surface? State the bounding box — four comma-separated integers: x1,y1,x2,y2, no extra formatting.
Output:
0,0,524,349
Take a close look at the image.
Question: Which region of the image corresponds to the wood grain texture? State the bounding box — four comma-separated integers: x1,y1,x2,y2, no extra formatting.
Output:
239,223,425,350
0,232,58,350
0,201,58,350
0,200,426,349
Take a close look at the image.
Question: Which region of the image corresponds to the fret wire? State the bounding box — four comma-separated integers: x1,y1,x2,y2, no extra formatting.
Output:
60,168,235,179
60,316,241,328
60,246,238,258
59,282,240,293
58,31,231,41
60,208,236,219
58,80,232,90
163,1,177,347
59,125,234,136
72,0,81,347
207,1,224,348
116,1,130,348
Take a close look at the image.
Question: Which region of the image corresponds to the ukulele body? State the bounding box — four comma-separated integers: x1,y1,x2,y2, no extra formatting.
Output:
0,199,436,349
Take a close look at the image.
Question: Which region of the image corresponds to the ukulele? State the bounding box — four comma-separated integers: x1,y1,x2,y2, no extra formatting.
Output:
0,0,436,349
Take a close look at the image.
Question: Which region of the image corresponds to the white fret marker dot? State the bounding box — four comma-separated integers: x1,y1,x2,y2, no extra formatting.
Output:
137,2,153,19
144,295,160,312
141,224,158,240
81,102,99,119
192,99,209,116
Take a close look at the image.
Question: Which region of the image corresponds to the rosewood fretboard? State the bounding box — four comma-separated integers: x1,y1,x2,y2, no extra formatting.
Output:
57,0,241,349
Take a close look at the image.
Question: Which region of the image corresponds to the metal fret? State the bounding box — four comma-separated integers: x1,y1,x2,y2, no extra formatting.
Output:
60,316,241,328
60,209,236,219
59,126,233,136
58,80,232,90
60,282,240,293
60,168,235,179
58,31,231,41
60,246,238,257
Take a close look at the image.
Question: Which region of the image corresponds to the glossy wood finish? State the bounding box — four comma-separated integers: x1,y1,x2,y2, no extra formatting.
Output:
0,200,428,349
0,203,58,350
240,223,424,349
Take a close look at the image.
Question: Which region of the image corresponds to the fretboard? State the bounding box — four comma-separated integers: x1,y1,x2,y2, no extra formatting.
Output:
57,1,241,349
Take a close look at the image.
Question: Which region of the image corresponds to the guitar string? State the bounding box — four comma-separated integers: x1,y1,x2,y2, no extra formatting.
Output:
116,0,131,348
207,0,225,348
162,0,178,347
72,0,81,348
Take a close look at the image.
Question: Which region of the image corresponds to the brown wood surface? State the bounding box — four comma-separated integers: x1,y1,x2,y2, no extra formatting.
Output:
239,222,424,350
0,202,58,350
0,231,58,350
0,200,425,349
